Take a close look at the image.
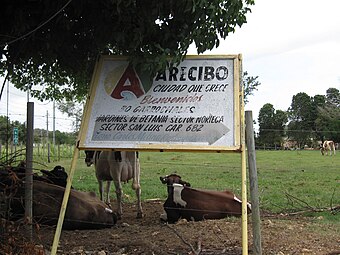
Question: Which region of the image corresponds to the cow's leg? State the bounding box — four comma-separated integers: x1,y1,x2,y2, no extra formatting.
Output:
331,143,335,155
165,208,181,224
114,180,123,219
105,181,112,204
133,152,143,218
98,179,104,202
132,151,143,219
135,186,143,218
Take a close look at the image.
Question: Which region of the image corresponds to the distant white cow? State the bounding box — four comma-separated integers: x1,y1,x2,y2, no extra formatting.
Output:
85,150,143,219
320,140,336,156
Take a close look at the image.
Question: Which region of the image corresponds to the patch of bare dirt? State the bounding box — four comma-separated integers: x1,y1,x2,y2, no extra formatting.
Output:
3,201,340,255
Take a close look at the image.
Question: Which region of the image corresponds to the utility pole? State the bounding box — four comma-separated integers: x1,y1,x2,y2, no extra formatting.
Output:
53,100,56,160
6,80,9,161
53,100,56,146
46,110,49,144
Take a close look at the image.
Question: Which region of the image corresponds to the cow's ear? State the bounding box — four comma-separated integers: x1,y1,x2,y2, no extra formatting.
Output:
181,181,191,187
160,176,167,184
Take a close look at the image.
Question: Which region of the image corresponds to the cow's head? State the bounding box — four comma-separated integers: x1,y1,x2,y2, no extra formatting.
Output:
41,165,66,177
160,174,191,190
320,147,325,155
40,165,70,188
52,165,66,173
160,174,191,187
104,207,118,225
84,150,95,166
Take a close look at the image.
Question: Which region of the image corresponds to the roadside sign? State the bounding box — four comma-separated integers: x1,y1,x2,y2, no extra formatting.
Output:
53,55,251,255
78,55,242,152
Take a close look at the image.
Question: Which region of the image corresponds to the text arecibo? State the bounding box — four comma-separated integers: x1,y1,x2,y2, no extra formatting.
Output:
155,65,229,82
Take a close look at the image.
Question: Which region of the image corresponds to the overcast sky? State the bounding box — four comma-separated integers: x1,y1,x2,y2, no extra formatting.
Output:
0,86,75,132
1,0,340,132
190,0,340,127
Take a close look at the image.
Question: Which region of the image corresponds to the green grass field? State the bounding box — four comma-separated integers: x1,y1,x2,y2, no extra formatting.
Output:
41,150,339,223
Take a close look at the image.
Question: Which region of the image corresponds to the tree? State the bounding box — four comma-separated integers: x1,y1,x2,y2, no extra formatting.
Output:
53,130,77,145
287,92,314,147
311,94,326,141
57,100,83,132
325,87,340,107
243,71,261,104
0,115,26,145
0,115,10,144
286,91,336,147
258,103,287,148
0,0,254,102
315,88,340,142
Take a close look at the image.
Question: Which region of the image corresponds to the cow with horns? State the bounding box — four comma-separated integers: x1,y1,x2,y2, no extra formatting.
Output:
84,150,143,219
160,173,251,223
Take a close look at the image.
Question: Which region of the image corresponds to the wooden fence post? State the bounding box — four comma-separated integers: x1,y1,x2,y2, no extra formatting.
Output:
25,102,34,240
245,111,262,255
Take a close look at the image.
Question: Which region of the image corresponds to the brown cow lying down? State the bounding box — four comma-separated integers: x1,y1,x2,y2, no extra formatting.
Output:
160,174,251,223
10,181,117,230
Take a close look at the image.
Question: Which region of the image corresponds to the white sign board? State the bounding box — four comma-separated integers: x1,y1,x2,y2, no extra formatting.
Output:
78,55,242,151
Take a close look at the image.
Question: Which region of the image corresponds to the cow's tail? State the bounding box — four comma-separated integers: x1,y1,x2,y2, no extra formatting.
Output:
132,151,140,190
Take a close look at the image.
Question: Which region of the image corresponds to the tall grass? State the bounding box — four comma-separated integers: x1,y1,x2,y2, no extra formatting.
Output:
40,150,339,222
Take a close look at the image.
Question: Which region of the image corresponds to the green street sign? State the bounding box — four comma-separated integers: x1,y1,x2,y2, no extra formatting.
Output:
13,127,19,145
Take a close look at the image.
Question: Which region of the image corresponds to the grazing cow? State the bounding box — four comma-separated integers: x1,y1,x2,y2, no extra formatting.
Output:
160,174,251,223
84,150,143,219
10,180,117,229
320,140,336,156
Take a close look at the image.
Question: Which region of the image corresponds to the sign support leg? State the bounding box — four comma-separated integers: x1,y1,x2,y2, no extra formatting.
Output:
241,123,248,255
238,53,248,255
50,146,80,255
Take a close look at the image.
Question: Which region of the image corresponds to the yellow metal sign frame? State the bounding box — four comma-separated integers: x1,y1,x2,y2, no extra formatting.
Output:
51,54,249,255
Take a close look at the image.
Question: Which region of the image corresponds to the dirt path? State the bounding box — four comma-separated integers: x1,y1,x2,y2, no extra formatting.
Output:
5,201,340,255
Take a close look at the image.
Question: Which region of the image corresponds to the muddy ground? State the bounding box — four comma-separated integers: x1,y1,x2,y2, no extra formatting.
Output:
3,200,340,255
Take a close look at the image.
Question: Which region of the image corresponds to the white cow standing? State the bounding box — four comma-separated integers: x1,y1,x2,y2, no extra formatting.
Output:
85,150,143,219
320,140,336,156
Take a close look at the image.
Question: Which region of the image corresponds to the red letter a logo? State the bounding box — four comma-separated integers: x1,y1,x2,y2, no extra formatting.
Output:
111,64,145,100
